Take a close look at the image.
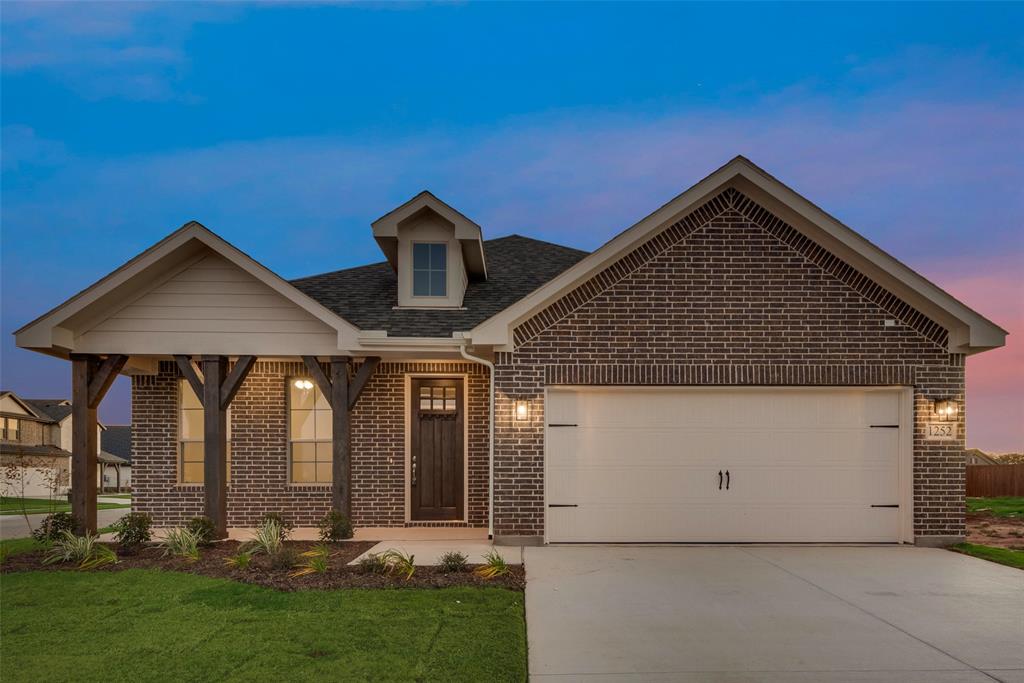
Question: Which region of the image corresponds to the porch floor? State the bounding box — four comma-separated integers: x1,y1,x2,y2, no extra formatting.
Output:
349,540,524,566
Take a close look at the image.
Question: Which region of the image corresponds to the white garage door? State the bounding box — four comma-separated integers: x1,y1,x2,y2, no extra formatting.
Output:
546,387,908,543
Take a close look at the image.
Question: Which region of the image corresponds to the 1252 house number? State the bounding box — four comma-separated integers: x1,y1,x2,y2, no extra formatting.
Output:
925,422,957,441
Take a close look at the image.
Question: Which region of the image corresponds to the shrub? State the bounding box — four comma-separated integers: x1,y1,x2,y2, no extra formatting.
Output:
42,531,117,570
186,516,216,547
474,550,509,580
270,546,298,571
381,548,416,581
158,528,201,562
357,553,388,575
32,512,77,542
317,509,353,542
224,550,253,570
291,544,331,577
258,512,294,540
112,512,152,554
245,519,283,557
438,550,468,573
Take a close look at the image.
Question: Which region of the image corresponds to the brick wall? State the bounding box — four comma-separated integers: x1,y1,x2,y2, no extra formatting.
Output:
133,360,489,529
493,187,965,542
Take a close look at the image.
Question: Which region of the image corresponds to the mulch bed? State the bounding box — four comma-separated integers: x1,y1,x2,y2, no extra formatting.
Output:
1,540,525,591
966,512,1024,550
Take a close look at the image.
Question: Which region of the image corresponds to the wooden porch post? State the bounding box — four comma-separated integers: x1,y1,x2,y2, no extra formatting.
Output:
174,354,257,540
70,353,128,534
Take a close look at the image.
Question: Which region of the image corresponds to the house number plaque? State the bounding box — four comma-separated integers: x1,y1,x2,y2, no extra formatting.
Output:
925,422,957,441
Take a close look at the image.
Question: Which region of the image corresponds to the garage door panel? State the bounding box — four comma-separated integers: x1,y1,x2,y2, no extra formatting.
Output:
546,388,904,543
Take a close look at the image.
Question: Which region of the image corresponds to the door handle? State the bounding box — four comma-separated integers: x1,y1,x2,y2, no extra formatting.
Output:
718,470,723,490
725,470,730,490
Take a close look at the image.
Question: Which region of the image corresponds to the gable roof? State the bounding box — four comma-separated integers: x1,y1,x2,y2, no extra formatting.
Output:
101,426,132,464
0,391,51,421
469,156,1007,354
23,399,73,423
292,235,587,338
15,221,361,356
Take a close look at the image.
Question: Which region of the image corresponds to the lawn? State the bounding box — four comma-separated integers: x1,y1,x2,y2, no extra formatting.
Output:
0,496,130,516
966,496,1024,518
0,570,527,681
952,543,1024,570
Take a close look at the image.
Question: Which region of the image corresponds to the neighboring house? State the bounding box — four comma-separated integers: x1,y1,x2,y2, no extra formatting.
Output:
13,157,1006,546
0,391,127,498
100,426,132,491
965,448,1002,466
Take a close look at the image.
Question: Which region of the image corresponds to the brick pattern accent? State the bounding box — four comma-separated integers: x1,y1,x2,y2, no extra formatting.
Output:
133,360,489,529
494,189,965,541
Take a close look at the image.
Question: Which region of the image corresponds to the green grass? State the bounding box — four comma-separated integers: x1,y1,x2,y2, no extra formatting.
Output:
0,570,526,681
952,543,1024,570
0,496,130,516
1,527,116,565
967,497,1024,518
99,493,132,499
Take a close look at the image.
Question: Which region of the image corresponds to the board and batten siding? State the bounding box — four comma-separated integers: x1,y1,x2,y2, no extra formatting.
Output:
75,250,340,355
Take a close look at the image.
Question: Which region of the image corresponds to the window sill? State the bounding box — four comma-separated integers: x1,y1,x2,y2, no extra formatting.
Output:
287,483,332,489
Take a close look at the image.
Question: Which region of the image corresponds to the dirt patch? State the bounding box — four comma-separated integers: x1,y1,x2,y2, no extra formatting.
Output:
0,540,525,591
966,512,1024,550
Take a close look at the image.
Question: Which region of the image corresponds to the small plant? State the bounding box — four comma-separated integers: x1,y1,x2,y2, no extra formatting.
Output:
259,512,294,540
186,516,216,547
245,518,283,557
474,550,509,580
438,550,469,573
112,512,152,554
318,509,353,542
42,531,118,570
158,527,201,562
290,543,332,577
31,512,77,542
224,550,253,570
380,548,416,581
270,546,298,570
356,552,388,574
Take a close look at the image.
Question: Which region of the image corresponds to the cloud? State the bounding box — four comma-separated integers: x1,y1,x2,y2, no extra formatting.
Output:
0,2,237,100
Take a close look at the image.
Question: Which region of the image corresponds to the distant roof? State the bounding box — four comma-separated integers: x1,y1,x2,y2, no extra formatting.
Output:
291,235,588,338
101,426,132,464
98,450,129,465
23,399,73,423
0,443,69,459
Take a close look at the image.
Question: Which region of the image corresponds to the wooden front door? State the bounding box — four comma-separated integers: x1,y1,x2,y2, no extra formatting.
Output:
410,378,464,521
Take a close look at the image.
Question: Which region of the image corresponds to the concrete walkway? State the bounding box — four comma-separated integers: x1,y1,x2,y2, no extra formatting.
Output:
525,545,1024,682
349,540,523,566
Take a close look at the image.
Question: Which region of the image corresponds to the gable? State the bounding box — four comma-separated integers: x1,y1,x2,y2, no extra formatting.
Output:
75,250,342,355
471,156,1006,354
515,192,950,363
1,394,33,416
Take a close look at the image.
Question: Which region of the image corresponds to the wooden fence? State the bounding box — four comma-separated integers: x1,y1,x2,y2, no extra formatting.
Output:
966,464,1024,497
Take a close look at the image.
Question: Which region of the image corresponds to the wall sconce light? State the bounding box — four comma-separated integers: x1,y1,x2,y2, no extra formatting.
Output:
933,398,959,420
514,400,529,421
294,379,314,390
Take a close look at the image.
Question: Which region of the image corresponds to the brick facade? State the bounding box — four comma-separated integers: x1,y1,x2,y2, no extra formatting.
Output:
133,360,489,529
492,188,965,543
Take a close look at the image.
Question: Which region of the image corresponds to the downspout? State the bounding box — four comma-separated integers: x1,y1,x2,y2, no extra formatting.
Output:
459,340,495,539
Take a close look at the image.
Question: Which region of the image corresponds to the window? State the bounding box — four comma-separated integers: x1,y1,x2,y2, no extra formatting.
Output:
2,417,19,441
412,242,447,297
178,380,230,484
419,385,456,412
289,378,332,483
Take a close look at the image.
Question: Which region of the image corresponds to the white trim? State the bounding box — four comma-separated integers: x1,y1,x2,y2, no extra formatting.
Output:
404,373,470,524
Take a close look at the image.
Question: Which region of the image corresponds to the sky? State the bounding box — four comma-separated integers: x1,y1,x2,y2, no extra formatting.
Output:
1,2,1022,452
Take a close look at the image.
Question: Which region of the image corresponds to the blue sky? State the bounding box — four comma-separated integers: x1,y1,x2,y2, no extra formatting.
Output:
2,2,1022,451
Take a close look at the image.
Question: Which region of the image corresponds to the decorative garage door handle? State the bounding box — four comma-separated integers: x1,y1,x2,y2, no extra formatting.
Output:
411,456,416,486
718,470,723,490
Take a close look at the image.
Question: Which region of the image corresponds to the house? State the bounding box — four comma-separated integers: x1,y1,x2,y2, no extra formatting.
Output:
0,391,128,498
100,425,132,492
13,157,1006,546
965,448,1002,466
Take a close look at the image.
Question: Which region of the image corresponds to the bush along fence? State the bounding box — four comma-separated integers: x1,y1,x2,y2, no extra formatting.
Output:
967,464,1024,497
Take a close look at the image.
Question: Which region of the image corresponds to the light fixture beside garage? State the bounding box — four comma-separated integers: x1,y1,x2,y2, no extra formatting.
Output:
514,399,529,421
932,398,959,420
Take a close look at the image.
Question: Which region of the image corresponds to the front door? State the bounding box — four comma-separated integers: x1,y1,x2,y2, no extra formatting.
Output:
410,377,464,521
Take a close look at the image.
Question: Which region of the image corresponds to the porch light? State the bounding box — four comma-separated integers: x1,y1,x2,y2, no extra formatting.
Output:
294,379,314,390
514,400,529,421
933,398,959,419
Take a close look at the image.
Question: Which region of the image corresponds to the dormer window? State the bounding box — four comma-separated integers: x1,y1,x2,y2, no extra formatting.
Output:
413,242,447,297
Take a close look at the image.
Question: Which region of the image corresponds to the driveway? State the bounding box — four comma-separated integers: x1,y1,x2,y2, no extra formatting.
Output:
525,546,1024,682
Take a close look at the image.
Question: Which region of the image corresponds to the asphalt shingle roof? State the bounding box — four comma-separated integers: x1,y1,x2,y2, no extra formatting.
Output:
291,235,588,338
101,426,132,465
23,399,72,423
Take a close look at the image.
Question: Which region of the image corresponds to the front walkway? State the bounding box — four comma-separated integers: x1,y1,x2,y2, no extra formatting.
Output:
525,545,1024,682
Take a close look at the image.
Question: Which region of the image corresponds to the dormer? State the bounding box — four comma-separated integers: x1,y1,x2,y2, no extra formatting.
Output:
372,191,487,309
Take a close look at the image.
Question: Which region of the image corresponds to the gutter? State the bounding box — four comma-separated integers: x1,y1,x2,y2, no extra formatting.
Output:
457,339,495,539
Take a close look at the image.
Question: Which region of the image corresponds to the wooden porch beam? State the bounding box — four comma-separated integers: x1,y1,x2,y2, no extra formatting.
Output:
201,355,230,539
173,355,204,405
348,357,380,410
87,355,128,409
300,356,333,406
219,355,257,410
330,358,351,515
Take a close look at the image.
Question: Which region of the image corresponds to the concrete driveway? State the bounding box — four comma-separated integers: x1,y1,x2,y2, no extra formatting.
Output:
525,546,1024,682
